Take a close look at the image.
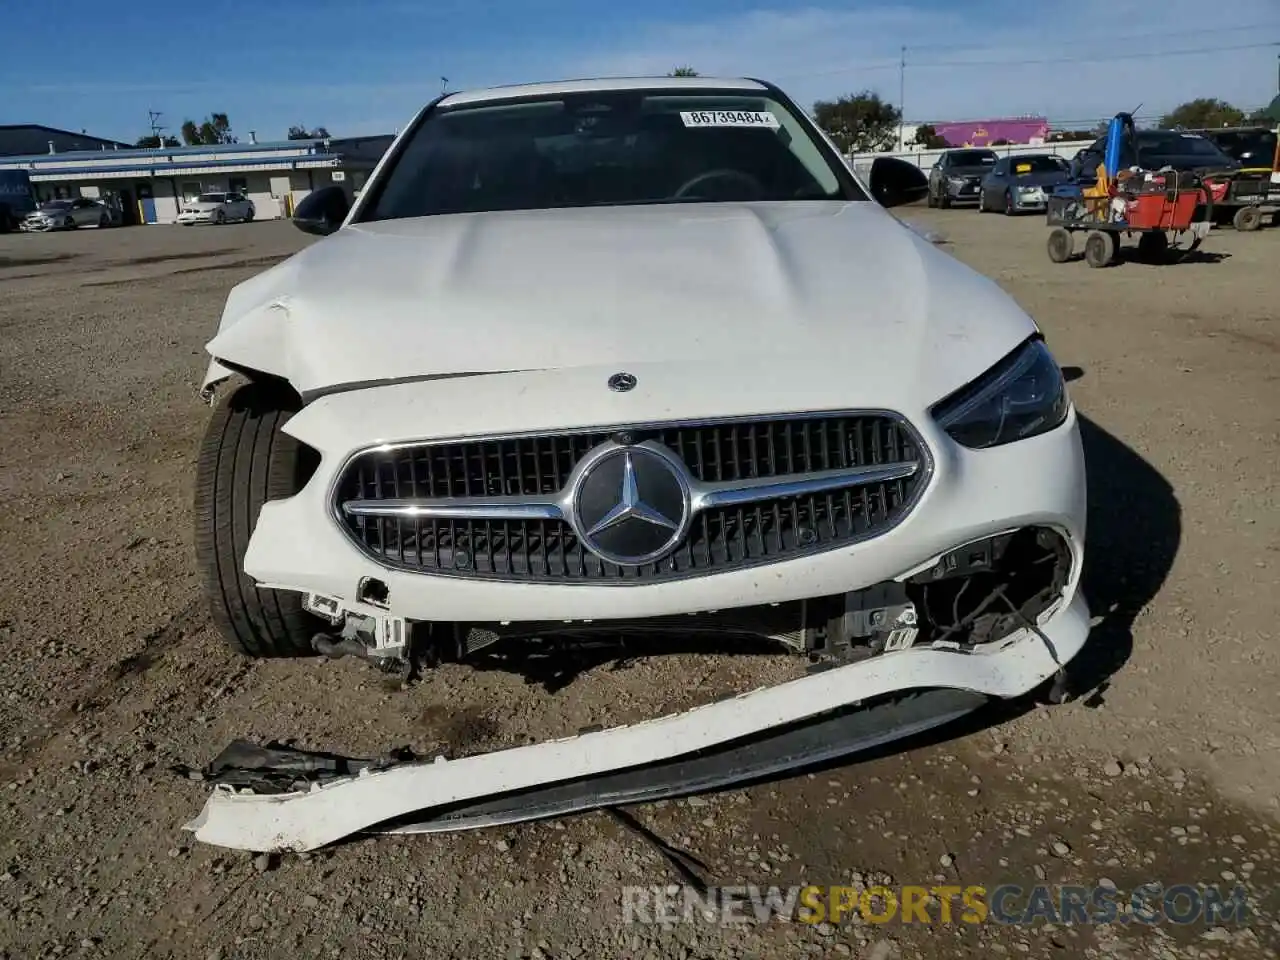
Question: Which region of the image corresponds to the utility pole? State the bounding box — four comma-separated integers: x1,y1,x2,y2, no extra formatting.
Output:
898,46,906,150
147,110,165,144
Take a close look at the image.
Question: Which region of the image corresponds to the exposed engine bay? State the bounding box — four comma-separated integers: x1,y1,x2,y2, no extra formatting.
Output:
301,526,1072,678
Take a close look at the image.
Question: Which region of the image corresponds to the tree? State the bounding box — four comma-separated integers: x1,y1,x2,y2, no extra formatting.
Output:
812,91,901,154
1159,98,1246,130
288,125,331,140
134,134,179,148
180,112,236,146
909,124,947,149
668,66,699,77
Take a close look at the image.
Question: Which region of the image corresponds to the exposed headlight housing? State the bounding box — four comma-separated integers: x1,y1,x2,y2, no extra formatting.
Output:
932,338,1069,449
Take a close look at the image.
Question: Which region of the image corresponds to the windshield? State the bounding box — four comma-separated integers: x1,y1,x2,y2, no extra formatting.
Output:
950,150,997,167
1011,156,1067,174
40,200,72,209
197,193,226,203
1139,133,1229,158
361,89,854,220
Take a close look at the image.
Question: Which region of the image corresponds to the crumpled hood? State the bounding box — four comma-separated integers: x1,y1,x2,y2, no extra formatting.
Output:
206,201,1038,399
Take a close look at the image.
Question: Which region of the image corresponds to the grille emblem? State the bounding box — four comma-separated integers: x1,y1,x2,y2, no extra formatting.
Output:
607,372,637,392
571,443,690,565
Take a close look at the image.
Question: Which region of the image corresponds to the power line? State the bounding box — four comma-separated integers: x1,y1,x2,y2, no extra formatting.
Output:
914,40,1279,70
902,20,1280,53
778,38,1280,81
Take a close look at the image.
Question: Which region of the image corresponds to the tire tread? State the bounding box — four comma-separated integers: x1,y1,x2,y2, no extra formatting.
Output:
194,383,318,657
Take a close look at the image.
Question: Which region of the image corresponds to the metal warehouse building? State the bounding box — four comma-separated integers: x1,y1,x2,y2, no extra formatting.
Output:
0,135,393,225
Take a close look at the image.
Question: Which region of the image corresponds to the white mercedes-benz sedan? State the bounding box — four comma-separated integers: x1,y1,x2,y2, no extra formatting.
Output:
188,77,1089,850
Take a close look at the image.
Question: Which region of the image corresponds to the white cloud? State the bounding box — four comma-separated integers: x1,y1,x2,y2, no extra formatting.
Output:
560,0,1280,125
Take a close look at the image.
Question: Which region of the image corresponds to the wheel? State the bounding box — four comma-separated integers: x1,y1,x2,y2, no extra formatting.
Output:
926,186,938,208
214,209,226,224
1084,230,1117,268
1233,206,1262,232
98,212,109,227
244,207,255,222
1136,230,1169,263
194,382,322,658
938,192,951,209
63,216,76,230
1046,227,1073,263
978,189,990,212
1004,191,1015,216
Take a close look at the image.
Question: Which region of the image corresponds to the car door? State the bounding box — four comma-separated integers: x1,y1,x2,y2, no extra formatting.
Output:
929,154,946,193
71,198,97,226
982,159,1007,206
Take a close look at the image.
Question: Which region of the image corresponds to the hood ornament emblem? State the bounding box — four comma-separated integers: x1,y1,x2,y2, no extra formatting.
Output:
608,372,637,393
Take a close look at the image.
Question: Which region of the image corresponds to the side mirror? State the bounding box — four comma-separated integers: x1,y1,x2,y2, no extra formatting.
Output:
869,156,930,209
292,185,349,237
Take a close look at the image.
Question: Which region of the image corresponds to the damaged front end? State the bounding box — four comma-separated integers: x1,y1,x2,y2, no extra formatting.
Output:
184,526,1087,853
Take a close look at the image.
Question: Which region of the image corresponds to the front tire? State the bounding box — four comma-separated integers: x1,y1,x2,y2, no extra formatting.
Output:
214,209,226,224
194,382,322,658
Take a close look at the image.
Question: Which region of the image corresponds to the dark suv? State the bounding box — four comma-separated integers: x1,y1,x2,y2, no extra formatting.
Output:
1192,127,1277,168
1069,130,1238,182
927,148,998,207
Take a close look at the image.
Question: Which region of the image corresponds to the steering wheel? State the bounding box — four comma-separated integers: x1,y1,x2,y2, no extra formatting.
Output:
674,168,764,200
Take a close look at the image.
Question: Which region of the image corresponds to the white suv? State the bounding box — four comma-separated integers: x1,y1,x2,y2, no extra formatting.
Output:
177,191,255,225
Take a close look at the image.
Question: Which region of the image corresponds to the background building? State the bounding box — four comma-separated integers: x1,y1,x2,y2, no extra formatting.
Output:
0,135,394,225
0,124,130,157
930,117,1050,147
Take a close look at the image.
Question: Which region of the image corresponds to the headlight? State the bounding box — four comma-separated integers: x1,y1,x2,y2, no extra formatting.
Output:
948,176,966,186
932,338,1068,449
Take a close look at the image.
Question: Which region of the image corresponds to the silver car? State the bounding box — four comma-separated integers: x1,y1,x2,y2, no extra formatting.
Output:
23,197,112,231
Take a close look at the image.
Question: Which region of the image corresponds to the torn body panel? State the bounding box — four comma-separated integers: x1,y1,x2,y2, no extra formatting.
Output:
184,588,1089,853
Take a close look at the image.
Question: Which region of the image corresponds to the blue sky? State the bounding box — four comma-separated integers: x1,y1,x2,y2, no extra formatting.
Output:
4,0,1278,144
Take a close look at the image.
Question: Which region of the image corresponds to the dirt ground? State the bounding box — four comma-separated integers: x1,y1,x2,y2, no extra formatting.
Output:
0,210,1277,960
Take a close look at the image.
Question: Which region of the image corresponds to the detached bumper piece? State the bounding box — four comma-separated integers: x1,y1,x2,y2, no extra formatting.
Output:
186,690,985,842
182,587,1089,854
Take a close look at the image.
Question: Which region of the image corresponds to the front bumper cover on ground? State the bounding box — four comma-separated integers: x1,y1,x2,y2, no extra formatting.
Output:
183,590,1089,853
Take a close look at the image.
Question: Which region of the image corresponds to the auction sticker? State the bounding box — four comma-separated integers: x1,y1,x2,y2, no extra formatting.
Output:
680,110,780,128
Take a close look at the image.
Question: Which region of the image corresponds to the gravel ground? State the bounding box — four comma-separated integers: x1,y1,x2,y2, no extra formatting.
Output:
0,212,1277,959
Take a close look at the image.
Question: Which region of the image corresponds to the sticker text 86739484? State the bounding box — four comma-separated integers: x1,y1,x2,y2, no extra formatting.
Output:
679,111,781,129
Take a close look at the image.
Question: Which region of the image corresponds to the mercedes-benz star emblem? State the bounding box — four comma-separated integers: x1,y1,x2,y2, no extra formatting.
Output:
572,444,690,566
607,372,637,393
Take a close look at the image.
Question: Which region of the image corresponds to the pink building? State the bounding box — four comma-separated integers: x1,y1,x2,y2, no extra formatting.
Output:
931,117,1050,147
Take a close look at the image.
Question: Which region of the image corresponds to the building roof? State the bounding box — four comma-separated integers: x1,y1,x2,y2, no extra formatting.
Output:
440,76,767,106
0,134,395,181
0,124,130,157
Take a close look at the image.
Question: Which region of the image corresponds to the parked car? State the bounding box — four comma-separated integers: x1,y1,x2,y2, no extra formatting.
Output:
188,76,1089,844
978,154,1071,215
1190,126,1278,169
22,197,113,231
177,192,255,225
0,169,36,232
927,148,999,207
1069,130,1239,182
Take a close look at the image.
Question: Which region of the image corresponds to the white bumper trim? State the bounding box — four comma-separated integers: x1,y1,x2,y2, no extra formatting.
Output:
185,591,1090,852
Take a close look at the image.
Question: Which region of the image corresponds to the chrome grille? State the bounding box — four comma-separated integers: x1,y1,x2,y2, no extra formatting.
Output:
334,414,928,582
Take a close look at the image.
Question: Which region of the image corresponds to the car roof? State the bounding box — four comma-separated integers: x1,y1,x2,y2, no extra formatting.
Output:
438,76,769,107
